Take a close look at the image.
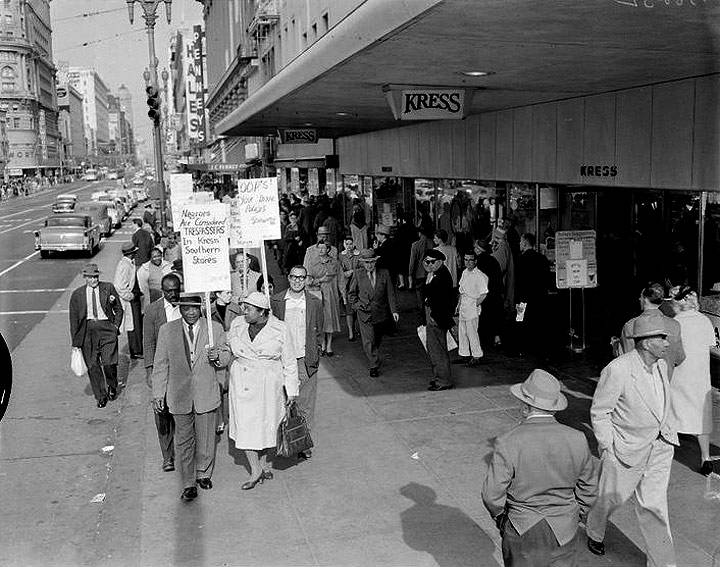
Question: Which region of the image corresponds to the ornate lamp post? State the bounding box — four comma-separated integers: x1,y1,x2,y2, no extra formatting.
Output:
161,67,169,160
127,0,172,230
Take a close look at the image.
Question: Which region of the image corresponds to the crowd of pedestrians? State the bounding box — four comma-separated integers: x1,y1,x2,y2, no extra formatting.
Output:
65,188,717,566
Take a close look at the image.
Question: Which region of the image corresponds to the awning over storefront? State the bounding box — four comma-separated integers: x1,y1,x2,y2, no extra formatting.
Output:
216,0,719,139
184,162,248,173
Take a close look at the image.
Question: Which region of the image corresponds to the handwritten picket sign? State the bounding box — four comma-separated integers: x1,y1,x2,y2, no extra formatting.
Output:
228,199,260,249
235,177,282,242
177,203,232,293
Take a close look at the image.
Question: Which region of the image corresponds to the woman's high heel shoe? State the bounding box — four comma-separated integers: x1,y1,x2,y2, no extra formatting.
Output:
241,475,264,490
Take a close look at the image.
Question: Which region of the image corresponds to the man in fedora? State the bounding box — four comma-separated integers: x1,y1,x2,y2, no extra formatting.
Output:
483,369,597,566
151,293,229,501
586,314,678,565
69,264,124,408
348,249,398,377
113,241,143,359
422,248,456,391
303,225,338,269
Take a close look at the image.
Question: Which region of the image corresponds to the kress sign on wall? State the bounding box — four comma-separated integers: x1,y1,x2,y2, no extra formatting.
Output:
383,85,474,120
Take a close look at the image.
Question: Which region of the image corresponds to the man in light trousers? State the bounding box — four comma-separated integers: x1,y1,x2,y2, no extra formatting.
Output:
456,252,488,367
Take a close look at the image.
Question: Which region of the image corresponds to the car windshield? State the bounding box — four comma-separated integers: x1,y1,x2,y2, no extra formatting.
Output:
46,217,86,227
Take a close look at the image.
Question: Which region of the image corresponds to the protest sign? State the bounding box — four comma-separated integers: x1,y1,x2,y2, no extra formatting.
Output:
235,177,281,241
177,203,231,293
228,198,260,249
169,173,194,226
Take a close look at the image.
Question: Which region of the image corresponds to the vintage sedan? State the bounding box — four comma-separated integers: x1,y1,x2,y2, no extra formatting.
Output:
34,213,101,258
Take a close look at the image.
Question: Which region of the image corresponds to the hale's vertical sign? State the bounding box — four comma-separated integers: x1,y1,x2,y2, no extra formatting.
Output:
185,25,207,144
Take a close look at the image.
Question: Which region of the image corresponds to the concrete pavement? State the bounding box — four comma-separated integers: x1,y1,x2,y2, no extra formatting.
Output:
2,242,720,566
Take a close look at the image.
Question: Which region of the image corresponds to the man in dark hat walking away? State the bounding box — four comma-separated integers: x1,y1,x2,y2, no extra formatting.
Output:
586,314,678,565
483,369,598,566
151,293,230,501
69,264,124,408
347,249,398,377
422,248,456,391
114,241,143,359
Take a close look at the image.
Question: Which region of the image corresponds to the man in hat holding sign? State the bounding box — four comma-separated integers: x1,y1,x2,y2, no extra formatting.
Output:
586,314,678,565
483,369,597,566
151,293,230,501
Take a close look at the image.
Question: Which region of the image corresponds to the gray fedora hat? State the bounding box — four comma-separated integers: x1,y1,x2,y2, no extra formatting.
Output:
510,369,568,412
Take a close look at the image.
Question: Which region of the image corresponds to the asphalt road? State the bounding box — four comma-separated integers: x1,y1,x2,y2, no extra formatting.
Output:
0,180,134,352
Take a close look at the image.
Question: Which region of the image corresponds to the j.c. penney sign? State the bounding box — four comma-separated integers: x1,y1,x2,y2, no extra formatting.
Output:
383,85,473,120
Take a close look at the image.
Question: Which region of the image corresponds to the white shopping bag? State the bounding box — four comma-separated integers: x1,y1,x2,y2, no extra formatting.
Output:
70,347,87,377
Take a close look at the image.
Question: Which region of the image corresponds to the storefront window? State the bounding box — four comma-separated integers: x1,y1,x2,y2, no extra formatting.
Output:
373,176,402,228
539,186,559,270
701,192,720,299
508,182,536,240
561,191,596,230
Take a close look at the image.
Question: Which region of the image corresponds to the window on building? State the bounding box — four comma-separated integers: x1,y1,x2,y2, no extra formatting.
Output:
12,117,19,128
322,12,329,32
301,31,307,47
311,23,317,39
4,14,11,24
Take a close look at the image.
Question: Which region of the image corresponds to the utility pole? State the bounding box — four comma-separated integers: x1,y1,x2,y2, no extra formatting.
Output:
127,0,172,231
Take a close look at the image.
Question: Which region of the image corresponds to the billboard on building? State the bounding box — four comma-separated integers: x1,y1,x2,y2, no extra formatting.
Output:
185,25,207,145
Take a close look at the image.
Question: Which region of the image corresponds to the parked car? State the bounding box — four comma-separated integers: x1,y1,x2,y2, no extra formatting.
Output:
92,196,124,226
34,213,101,258
83,169,99,181
74,201,113,236
107,170,119,180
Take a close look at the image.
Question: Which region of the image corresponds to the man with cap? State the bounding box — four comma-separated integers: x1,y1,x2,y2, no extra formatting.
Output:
151,292,230,501
373,224,393,271
422,248,456,391
69,264,124,407
303,225,338,270
270,264,323,458
483,369,597,566
586,314,678,565
143,273,182,472
348,249,398,377
113,242,143,359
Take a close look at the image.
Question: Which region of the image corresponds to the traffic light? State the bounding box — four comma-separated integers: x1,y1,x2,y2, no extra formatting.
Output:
146,85,161,125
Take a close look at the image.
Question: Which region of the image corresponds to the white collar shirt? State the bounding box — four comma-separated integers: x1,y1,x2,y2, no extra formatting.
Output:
284,290,306,359
182,318,201,364
458,268,489,320
85,285,108,320
164,299,181,323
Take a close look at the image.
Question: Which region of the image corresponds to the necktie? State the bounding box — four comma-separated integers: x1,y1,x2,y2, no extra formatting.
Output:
188,323,194,344
370,272,376,288
91,288,98,319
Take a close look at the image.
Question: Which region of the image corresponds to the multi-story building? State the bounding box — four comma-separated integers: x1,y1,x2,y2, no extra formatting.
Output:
200,1,720,359
0,0,59,177
117,83,134,133
57,82,84,163
107,93,136,166
66,67,109,159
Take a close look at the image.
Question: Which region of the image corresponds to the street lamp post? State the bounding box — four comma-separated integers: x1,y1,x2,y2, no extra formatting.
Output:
127,0,172,231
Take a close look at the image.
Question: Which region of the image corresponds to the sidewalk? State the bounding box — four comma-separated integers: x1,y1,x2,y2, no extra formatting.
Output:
3,244,719,566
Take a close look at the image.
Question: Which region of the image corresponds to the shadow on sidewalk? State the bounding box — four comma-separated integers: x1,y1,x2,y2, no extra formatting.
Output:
173,497,205,566
399,482,496,566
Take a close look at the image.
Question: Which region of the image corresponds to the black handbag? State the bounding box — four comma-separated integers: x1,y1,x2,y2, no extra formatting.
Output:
276,403,313,458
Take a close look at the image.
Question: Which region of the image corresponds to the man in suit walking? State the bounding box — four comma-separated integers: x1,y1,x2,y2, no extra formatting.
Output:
151,293,229,501
143,273,181,472
422,249,456,391
348,249,398,378
131,218,155,267
620,282,685,375
586,314,678,566
270,265,323,459
69,263,124,408
483,369,598,566
408,226,434,325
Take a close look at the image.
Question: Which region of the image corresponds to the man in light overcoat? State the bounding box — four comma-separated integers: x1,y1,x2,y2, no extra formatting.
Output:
586,314,679,566
151,293,229,501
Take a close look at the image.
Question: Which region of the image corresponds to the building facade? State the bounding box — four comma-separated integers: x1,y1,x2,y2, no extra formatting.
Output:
0,0,59,177
66,67,109,159
117,83,134,133
57,82,84,163
202,0,720,355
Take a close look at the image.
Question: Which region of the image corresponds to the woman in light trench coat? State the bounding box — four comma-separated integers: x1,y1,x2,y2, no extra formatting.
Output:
223,291,299,490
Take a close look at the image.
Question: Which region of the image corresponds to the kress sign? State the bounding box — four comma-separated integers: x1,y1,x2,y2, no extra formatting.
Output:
383,85,474,120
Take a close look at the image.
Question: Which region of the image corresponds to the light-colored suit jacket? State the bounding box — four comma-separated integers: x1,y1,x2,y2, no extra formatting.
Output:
482,415,597,546
591,349,678,467
151,317,228,414
620,308,685,373
347,268,397,325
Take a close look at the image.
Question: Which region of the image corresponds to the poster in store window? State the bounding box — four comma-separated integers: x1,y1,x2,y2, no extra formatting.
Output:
555,230,597,288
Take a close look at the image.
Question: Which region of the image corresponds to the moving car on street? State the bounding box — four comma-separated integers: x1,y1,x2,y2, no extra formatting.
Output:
34,213,101,258
74,201,114,236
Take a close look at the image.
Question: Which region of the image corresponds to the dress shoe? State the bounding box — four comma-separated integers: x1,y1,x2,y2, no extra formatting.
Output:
241,476,264,490
428,383,454,391
196,478,213,490
587,537,605,556
262,470,274,480
107,387,117,401
162,460,175,472
369,368,380,378
97,397,108,408
699,461,715,476
298,450,312,460
180,486,198,501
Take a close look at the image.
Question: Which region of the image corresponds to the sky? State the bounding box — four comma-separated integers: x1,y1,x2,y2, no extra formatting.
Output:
50,0,203,160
